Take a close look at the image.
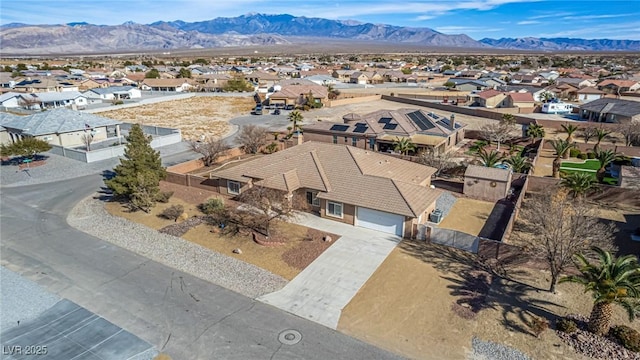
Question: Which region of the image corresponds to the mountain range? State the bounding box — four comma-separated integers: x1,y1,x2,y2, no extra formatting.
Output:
1,13,639,55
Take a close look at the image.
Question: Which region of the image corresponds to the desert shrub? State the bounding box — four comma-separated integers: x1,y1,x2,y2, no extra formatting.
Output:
156,191,173,203
569,148,581,158
264,142,279,154
556,318,578,333
610,325,640,352
577,153,586,160
527,316,549,337
587,152,596,159
159,205,184,222
199,198,224,215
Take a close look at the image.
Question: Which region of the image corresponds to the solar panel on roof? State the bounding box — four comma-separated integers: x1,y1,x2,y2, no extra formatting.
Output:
378,117,392,124
408,111,435,131
383,123,398,130
330,124,349,132
355,122,367,127
353,126,367,133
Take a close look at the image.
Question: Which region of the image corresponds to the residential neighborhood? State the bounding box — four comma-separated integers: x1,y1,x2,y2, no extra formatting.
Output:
1,21,640,360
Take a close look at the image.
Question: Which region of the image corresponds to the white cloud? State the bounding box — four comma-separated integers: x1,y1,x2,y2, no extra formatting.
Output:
562,13,640,21
517,20,541,25
528,12,574,20
539,21,640,40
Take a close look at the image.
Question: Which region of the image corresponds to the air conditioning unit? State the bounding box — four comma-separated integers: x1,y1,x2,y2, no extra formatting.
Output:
430,209,443,223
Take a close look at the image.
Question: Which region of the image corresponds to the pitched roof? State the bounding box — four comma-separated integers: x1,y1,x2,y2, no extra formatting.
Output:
579,98,640,117
31,91,86,102
211,141,440,217
508,92,535,102
1,108,121,136
476,89,504,100
141,78,193,87
270,84,328,100
598,79,638,87
0,112,22,131
465,165,511,182
576,87,605,94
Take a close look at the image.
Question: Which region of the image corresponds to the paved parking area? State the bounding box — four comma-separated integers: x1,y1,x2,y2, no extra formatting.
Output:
258,213,401,329
1,300,156,360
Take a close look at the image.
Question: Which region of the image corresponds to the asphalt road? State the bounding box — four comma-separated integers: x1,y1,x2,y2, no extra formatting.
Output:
0,176,402,360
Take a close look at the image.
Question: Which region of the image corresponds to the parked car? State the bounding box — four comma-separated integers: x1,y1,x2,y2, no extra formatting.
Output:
272,109,281,115
253,105,263,115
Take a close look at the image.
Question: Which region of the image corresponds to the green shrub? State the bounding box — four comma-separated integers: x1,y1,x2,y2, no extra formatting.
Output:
264,142,278,154
577,153,586,160
569,148,581,158
556,318,578,333
159,204,184,222
156,191,173,203
199,198,224,215
610,325,640,352
587,152,596,159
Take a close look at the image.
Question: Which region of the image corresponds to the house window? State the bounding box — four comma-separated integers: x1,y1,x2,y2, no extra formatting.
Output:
369,138,375,150
352,137,358,147
227,180,241,195
344,136,348,143
306,191,320,206
327,201,343,218
332,135,338,144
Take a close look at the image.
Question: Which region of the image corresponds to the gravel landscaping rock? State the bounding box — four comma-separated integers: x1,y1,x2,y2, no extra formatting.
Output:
436,191,458,219
67,196,288,298
470,337,532,360
0,266,61,331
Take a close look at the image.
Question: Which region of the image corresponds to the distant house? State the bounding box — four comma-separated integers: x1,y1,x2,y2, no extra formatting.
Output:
14,78,63,93
304,75,338,86
448,78,490,92
332,70,357,83
579,98,640,124
505,92,535,108
302,108,466,155
0,72,16,89
474,89,507,108
0,92,23,108
597,79,640,94
83,86,142,100
268,84,328,107
574,87,605,104
196,74,230,92
209,141,441,238
1,108,122,147
140,79,194,92
24,91,88,109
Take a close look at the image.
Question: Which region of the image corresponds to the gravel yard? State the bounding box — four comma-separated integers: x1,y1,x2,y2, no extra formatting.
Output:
68,196,287,298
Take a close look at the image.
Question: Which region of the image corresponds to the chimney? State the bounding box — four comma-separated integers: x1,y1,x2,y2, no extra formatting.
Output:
450,114,456,130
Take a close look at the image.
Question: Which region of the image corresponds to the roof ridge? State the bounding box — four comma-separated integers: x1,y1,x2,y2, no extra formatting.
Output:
390,179,417,217
309,149,331,192
345,146,365,176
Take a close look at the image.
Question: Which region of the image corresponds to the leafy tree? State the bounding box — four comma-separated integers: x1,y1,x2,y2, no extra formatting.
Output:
594,149,617,183
199,198,225,215
443,81,455,89
561,123,580,143
393,137,416,155
0,137,51,158
178,68,191,78
401,68,412,75
560,172,598,198
550,139,574,178
145,69,160,79
326,84,340,100
288,110,303,135
504,154,532,173
517,190,616,293
105,124,166,213
15,63,27,71
526,123,545,144
476,148,504,167
223,74,254,92
189,138,230,166
560,247,640,335
593,128,610,152
540,91,555,103
237,125,268,154
3,65,12,72
192,58,210,65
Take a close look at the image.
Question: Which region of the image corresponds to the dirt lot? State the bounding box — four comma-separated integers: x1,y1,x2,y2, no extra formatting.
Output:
339,240,639,360
104,181,338,280
100,96,255,141
438,198,496,236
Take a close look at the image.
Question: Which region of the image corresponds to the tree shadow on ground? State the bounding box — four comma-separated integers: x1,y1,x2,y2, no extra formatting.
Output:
399,240,564,337
1,154,49,166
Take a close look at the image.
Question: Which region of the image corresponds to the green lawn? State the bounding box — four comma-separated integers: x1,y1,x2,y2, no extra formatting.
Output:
560,168,618,185
560,159,600,171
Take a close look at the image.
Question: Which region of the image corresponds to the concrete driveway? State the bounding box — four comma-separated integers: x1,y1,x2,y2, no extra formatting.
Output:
258,213,401,329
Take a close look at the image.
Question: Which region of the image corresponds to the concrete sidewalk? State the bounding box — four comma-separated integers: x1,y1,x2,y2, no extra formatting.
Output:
258,212,401,329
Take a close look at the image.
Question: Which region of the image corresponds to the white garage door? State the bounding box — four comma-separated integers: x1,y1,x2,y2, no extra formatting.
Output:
356,207,404,236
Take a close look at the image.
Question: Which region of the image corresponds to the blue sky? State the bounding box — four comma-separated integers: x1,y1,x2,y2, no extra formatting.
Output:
1,0,639,40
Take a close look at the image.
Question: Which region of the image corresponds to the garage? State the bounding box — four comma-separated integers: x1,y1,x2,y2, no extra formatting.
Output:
355,207,404,236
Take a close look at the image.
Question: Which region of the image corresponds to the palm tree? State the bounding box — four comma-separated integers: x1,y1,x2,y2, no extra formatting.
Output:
526,123,545,144
501,113,516,126
550,139,574,178
561,123,580,143
393,137,416,155
540,91,555,103
593,128,610,152
287,110,303,135
504,154,532,173
594,149,617,183
477,148,504,167
560,247,640,336
560,172,598,198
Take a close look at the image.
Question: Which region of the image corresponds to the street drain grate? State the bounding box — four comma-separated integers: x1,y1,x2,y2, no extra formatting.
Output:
278,329,302,345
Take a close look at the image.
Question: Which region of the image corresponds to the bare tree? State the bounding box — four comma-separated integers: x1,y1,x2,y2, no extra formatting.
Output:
238,186,295,237
618,121,640,147
418,149,457,177
582,126,597,144
480,122,514,151
18,95,42,110
81,133,94,151
515,189,616,293
189,138,230,166
237,125,268,154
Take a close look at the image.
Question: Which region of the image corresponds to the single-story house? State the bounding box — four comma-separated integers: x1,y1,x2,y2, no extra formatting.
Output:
448,78,490,92
464,165,512,202
83,86,142,100
210,141,441,238
574,87,605,104
0,112,20,144
303,108,466,155
140,79,194,92
0,108,122,147
597,79,640,94
474,89,507,108
579,98,640,124
505,92,535,108
0,92,23,108
268,84,328,107
21,91,88,109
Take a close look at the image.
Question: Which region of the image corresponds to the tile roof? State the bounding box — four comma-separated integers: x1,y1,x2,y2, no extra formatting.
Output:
464,165,511,182
508,92,535,102
579,98,640,117
141,78,193,87
211,141,439,217
0,112,22,131
576,87,605,94
476,89,503,100
598,79,638,87
86,86,137,95
1,108,121,136
31,91,86,102
270,84,328,100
